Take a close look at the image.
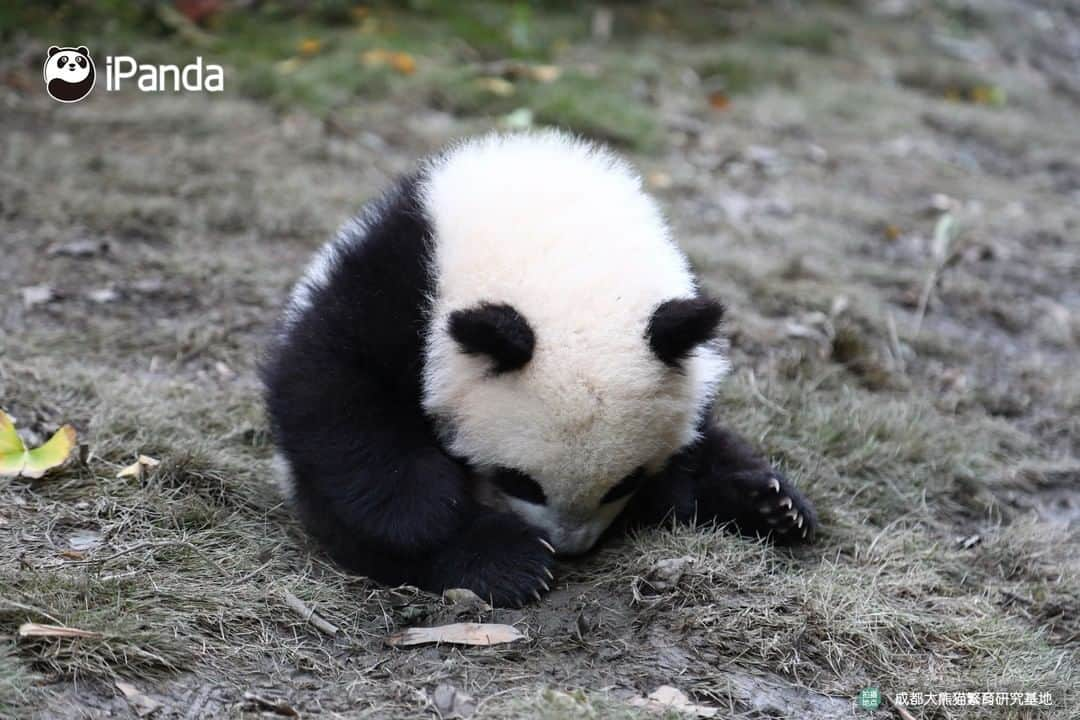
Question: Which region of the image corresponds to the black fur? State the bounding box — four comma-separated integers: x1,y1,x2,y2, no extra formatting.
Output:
626,424,817,543
449,302,535,373
646,297,724,366
263,169,815,609
262,174,554,608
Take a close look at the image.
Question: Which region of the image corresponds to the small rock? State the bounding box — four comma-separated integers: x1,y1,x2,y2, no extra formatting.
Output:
928,193,957,212
806,143,829,164
47,238,109,258
441,588,492,615
87,287,119,304
67,529,103,552
21,284,56,309
640,556,694,593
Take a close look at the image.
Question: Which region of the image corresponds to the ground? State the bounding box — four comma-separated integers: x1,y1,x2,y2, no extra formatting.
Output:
1,1,1078,718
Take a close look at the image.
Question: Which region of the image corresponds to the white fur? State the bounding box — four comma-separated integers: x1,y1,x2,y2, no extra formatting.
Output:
420,132,728,553
44,49,92,85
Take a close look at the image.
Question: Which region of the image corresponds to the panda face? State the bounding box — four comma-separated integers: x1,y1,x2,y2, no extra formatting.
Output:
44,46,95,103
44,46,93,84
420,132,730,554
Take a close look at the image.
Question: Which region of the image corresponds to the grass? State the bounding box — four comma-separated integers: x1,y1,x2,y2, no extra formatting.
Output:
2,0,1079,717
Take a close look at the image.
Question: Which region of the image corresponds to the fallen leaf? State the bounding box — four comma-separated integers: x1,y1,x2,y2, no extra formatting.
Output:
630,685,719,717
361,49,416,75
707,91,731,110
386,622,525,647
174,0,222,24
18,623,101,639
297,38,322,57
116,680,163,717
527,64,560,83
0,411,77,479
117,455,161,480
475,76,515,97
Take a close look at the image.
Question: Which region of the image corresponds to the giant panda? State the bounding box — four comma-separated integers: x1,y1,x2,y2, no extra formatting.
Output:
263,132,817,607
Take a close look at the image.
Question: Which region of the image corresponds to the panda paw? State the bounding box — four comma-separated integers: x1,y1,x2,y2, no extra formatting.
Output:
740,469,817,544
429,511,556,608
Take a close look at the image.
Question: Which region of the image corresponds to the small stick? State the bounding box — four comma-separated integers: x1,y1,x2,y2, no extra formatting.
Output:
282,590,339,637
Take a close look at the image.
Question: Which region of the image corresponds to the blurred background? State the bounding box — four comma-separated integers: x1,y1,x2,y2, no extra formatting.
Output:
1,2,1078,718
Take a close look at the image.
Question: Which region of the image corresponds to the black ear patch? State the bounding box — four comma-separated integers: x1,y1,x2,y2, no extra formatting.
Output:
646,296,724,366
449,302,535,373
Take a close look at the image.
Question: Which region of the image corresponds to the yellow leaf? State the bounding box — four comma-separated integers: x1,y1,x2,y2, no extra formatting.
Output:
0,410,26,456
0,410,76,478
297,38,322,57
361,49,416,75
20,425,76,479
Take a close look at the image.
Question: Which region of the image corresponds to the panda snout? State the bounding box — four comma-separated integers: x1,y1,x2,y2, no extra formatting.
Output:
549,523,604,556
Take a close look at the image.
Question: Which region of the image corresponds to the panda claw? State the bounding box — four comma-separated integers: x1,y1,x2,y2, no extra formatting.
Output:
778,497,793,510
785,510,798,521
543,567,554,580
531,589,542,603
797,514,804,529
767,477,781,494
538,538,556,554
539,580,550,593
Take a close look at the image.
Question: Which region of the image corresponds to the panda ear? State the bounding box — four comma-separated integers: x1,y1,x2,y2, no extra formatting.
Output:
646,296,724,367
75,47,89,56
448,302,535,373
48,46,61,57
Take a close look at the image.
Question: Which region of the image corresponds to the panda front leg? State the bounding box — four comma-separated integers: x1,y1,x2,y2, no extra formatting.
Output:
268,376,555,608
629,424,817,543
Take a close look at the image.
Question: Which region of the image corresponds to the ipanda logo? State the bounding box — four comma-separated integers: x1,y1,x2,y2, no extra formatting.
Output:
44,46,95,103
44,46,223,103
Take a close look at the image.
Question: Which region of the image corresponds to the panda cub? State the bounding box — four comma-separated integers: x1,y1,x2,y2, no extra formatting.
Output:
263,132,817,607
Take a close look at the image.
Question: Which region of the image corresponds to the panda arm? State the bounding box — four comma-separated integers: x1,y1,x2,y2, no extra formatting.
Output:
628,423,817,543
264,181,555,605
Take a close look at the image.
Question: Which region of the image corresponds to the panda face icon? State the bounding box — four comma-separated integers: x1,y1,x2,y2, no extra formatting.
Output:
44,46,95,103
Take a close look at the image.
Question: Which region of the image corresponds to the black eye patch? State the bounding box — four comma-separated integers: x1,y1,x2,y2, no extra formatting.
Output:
492,467,547,506
58,55,68,65
600,467,645,505
77,57,86,67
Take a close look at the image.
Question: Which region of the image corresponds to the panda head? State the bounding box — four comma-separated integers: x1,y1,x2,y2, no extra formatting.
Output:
43,46,95,102
421,132,730,554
